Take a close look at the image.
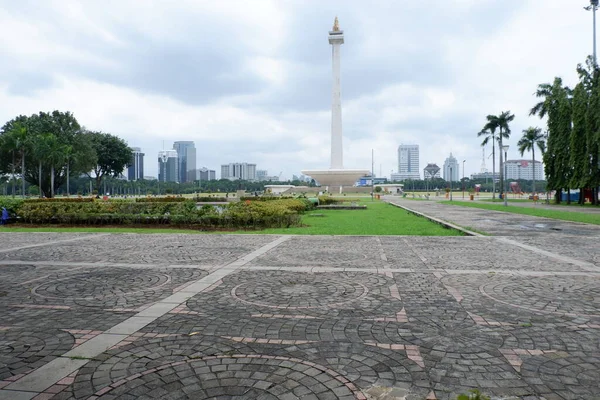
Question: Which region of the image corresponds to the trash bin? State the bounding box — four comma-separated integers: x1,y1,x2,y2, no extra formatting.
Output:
376,194,380,200
469,194,474,201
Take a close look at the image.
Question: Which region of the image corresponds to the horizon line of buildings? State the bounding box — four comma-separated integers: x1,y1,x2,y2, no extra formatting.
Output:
126,143,280,183
391,144,544,183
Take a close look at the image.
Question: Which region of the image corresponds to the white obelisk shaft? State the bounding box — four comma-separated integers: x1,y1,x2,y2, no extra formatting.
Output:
329,22,344,169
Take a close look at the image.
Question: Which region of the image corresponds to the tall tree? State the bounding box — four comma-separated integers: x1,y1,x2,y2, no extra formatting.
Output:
587,67,600,205
484,111,515,199
0,111,96,196
477,127,497,199
569,83,589,203
85,131,132,193
518,127,545,195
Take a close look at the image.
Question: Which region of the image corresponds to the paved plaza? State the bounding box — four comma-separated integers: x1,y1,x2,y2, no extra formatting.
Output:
1,203,600,399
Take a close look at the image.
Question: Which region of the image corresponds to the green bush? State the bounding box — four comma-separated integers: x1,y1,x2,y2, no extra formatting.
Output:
0,198,25,211
12,198,306,230
135,197,186,203
195,196,227,202
318,196,342,205
24,197,95,203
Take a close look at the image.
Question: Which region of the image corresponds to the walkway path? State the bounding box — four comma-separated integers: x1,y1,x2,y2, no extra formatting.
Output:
0,226,598,400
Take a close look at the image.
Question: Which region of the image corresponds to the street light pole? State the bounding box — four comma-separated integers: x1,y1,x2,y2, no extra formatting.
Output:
502,145,509,206
450,166,453,201
586,0,599,65
462,160,466,199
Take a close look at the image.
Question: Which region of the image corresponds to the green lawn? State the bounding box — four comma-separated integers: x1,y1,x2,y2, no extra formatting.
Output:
0,202,462,236
445,201,600,225
240,202,462,235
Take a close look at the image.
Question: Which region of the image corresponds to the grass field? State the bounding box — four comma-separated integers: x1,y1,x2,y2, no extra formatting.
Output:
0,202,462,236
445,201,600,225
241,202,462,235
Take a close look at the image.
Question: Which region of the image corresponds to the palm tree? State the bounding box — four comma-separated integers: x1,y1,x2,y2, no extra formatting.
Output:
484,111,515,200
517,127,545,195
477,127,497,199
44,135,68,198
7,122,29,198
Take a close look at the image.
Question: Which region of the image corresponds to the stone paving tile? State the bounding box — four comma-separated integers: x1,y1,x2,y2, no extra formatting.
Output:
247,236,385,268
0,233,96,250
512,234,600,266
1,232,600,399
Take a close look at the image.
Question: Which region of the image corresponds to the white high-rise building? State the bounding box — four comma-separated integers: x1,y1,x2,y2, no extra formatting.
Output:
443,153,460,182
397,145,420,180
505,160,544,180
221,163,257,181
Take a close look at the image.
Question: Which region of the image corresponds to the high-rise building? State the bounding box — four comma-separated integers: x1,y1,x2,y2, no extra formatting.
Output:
173,141,196,183
197,167,216,181
127,147,144,181
443,153,460,182
221,163,257,181
397,145,420,180
158,150,178,182
505,160,544,180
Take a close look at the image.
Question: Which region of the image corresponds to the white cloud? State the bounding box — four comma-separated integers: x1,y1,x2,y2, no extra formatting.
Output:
0,0,594,179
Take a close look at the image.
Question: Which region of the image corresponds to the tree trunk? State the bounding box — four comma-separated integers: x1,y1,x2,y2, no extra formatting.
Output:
50,165,55,198
38,162,43,198
532,149,536,195
555,189,562,204
21,151,25,198
491,136,496,199
566,188,571,205
11,151,15,198
66,159,70,197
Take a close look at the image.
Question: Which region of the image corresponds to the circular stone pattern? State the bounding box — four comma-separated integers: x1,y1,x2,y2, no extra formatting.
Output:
231,275,368,309
480,276,600,318
0,329,74,380
32,269,170,306
408,325,504,354
89,355,362,399
522,355,600,398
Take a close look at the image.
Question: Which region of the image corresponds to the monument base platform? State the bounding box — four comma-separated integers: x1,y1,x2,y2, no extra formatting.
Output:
301,169,370,189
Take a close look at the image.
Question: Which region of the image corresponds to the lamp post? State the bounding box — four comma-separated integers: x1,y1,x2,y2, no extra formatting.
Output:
502,145,509,206
585,0,599,64
462,160,466,199
450,166,453,201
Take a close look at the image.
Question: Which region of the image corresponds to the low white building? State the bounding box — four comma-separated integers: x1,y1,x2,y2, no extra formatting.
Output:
505,160,543,180
264,185,296,195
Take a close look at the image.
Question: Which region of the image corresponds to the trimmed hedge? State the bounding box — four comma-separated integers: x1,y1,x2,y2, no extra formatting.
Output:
0,198,25,211
317,196,343,205
195,196,227,202
24,197,95,203
13,198,308,230
135,197,186,203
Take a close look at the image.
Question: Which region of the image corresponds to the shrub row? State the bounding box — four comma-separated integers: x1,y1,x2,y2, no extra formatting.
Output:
13,198,309,230
240,196,296,201
24,197,96,203
135,197,186,203
194,196,227,202
317,196,343,205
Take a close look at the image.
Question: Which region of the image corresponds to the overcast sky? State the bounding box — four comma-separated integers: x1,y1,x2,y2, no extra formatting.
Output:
0,0,595,179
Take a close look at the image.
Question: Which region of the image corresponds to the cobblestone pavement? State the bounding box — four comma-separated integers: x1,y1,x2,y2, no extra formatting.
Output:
0,228,599,400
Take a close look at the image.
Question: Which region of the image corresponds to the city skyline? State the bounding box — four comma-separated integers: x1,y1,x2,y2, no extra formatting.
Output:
0,2,593,180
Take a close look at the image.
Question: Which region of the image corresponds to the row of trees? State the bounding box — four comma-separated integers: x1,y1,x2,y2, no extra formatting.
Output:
531,57,600,204
0,111,132,198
